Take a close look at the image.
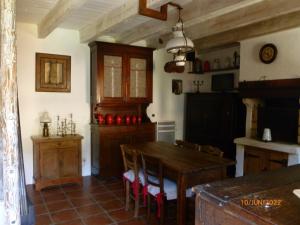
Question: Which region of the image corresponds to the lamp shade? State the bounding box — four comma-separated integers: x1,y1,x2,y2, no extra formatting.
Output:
166,22,194,54
40,112,51,123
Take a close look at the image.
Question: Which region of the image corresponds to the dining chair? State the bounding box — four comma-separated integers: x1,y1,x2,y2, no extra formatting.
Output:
199,145,224,158
120,144,144,217
175,139,199,150
141,153,193,225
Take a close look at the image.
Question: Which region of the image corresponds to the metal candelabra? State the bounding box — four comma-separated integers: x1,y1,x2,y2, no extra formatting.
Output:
56,113,76,136
193,80,204,93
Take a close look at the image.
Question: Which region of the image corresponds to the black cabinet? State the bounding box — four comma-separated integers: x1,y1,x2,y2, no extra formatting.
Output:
184,93,245,161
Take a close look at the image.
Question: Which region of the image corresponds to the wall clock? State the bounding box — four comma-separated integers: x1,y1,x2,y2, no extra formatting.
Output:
259,43,277,64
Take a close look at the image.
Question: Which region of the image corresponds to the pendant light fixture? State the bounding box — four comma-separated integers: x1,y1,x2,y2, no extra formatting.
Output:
165,6,194,66
138,1,194,68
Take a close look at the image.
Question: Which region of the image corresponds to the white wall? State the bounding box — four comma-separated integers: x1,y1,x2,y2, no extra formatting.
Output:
240,27,300,81
148,49,211,139
17,23,90,184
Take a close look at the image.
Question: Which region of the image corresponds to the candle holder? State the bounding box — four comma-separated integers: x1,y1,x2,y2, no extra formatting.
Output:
56,113,76,137
193,80,204,93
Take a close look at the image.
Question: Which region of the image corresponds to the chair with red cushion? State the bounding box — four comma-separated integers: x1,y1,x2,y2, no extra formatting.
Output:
141,153,193,225
120,144,144,217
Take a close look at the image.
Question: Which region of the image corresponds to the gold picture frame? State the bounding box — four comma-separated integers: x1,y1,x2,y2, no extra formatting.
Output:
36,53,71,92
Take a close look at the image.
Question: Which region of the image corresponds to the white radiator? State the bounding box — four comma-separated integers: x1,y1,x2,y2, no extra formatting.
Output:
156,121,175,144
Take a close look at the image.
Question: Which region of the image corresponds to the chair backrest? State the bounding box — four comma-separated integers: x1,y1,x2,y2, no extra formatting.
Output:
120,144,139,176
199,145,224,158
175,140,199,150
141,153,163,192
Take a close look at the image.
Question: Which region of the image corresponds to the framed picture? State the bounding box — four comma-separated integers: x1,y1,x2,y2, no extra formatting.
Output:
172,79,183,95
36,53,71,92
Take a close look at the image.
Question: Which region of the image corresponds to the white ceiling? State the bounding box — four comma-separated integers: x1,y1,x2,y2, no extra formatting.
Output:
17,0,59,24
17,0,126,30
15,0,300,50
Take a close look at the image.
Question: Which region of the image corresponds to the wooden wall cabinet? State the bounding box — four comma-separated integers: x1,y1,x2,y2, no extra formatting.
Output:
244,146,288,175
31,135,83,191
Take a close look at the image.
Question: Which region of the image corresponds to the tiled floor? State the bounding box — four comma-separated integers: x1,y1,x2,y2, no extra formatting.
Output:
27,176,194,225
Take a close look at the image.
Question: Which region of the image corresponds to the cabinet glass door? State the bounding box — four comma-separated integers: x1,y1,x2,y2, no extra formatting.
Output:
129,58,147,98
104,55,122,98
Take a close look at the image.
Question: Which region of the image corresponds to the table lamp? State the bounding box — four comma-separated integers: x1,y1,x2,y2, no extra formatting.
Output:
40,112,51,137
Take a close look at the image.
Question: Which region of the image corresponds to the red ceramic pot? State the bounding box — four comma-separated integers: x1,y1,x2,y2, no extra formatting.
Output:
97,114,105,125
115,115,122,125
105,114,114,125
203,60,210,72
138,115,142,124
125,115,131,125
131,115,137,125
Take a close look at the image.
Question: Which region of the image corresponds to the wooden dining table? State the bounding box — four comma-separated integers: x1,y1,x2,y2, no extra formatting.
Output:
125,141,235,225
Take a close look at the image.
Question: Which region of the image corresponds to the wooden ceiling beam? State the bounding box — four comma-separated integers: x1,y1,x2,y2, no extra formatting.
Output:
38,0,88,38
147,0,300,51
193,10,300,51
186,0,300,40
79,0,184,43
117,0,263,44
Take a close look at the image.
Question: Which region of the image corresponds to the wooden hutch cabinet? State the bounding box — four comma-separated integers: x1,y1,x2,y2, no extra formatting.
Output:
31,135,83,191
89,42,155,178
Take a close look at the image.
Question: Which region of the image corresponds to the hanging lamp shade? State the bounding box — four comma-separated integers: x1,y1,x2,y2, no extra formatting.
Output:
165,22,194,54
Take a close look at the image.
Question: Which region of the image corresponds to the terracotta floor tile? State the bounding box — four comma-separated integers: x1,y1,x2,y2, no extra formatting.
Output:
44,193,66,203
76,204,104,218
30,195,44,205
51,209,79,223
42,189,63,196
47,200,73,212
112,189,126,198
35,204,48,215
56,218,84,225
100,199,124,211
62,184,83,192
35,214,52,225
83,213,113,225
27,176,194,225
109,209,135,222
88,185,109,194
66,190,89,199
93,192,117,203
71,197,95,207
118,218,147,225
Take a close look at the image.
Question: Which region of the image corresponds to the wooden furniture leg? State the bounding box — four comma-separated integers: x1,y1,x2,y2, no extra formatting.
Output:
177,174,187,225
125,180,130,211
134,189,140,217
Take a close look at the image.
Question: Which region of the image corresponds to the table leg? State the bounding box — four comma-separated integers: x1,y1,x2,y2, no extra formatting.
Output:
177,174,187,225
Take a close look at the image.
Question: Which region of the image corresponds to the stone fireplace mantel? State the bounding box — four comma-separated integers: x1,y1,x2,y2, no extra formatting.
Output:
235,137,300,177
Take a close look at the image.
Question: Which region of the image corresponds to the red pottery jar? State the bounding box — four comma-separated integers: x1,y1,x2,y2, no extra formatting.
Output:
115,115,122,125
105,114,114,125
203,60,210,72
97,114,105,125
131,115,137,125
137,115,142,124
125,115,131,125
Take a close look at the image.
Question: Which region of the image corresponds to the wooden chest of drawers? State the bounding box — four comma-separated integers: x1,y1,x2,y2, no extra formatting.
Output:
31,135,83,191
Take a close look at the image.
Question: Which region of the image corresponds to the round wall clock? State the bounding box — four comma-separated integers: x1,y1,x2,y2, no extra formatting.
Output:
259,43,277,64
